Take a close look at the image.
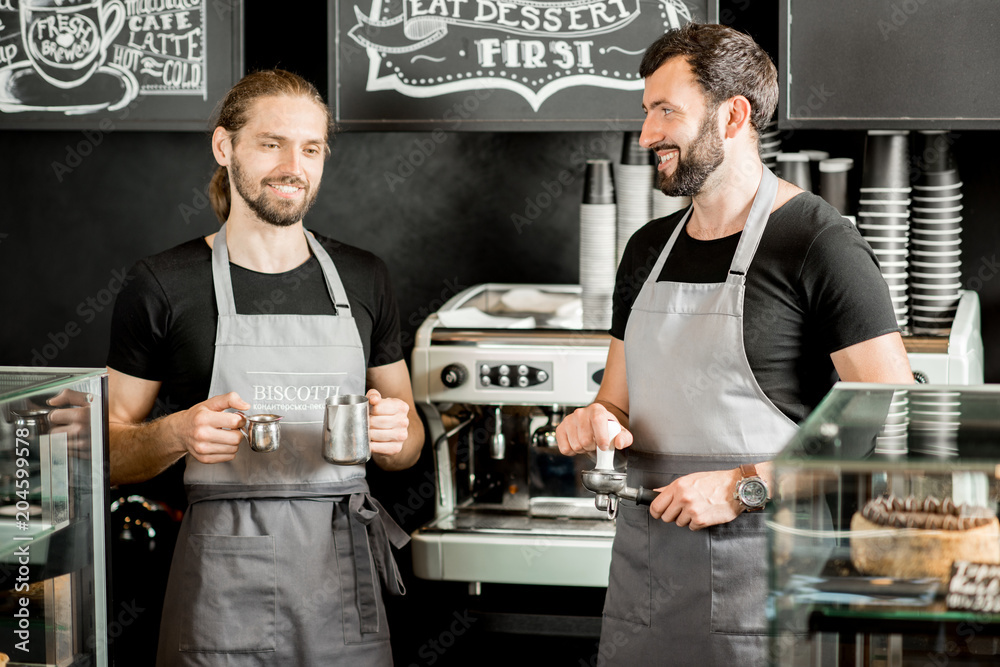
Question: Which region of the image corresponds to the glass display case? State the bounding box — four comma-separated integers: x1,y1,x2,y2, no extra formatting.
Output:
770,382,1000,666
0,368,109,667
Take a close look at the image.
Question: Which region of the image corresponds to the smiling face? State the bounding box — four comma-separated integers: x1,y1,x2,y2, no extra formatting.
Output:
640,57,725,197
222,95,328,227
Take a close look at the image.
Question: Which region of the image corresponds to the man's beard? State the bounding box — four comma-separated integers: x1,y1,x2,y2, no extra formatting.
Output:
654,107,725,197
230,156,319,228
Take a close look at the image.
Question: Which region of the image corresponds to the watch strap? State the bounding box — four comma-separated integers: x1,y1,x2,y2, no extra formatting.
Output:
739,463,757,479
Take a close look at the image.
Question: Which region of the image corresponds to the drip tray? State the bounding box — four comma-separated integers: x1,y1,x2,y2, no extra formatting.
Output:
428,508,614,537
413,508,615,586
529,496,608,520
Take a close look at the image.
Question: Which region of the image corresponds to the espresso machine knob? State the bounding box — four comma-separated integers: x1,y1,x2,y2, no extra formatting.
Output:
440,363,468,388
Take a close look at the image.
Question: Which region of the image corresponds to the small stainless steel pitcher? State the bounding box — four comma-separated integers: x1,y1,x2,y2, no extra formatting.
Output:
323,395,370,465
237,413,282,453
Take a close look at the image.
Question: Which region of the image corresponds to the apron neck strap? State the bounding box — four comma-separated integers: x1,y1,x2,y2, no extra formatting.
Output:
645,205,693,285
728,165,779,277
211,223,353,317
211,223,237,317
303,230,352,316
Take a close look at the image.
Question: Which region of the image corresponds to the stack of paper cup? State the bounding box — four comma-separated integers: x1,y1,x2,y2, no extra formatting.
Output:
858,130,912,330
580,159,617,329
617,132,654,265
759,120,781,171
910,131,963,335
908,389,961,457
802,150,830,194
873,390,909,456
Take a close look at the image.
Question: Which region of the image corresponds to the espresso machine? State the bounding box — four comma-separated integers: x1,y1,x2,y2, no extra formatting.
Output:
410,283,618,589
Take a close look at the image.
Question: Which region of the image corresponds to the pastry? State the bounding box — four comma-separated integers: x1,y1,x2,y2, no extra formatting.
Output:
850,494,1000,583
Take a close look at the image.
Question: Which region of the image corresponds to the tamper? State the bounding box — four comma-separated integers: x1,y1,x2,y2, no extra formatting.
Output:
580,419,659,519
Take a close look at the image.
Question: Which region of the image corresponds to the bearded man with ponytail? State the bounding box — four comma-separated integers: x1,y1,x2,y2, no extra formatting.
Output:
106,69,423,666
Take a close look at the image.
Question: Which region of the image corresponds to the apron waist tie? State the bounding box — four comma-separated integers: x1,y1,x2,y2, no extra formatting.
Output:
345,492,409,634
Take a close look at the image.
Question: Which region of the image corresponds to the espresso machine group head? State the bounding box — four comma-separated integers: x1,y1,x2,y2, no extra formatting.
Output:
409,284,618,589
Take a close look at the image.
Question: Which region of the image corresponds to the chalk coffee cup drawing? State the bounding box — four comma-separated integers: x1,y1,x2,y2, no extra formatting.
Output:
20,0,125,89
323,395,371,465
237,413,282,453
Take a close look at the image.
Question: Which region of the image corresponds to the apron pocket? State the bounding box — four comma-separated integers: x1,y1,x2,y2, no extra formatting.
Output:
602,502,651,627
709,512,768,635
178,535,277,653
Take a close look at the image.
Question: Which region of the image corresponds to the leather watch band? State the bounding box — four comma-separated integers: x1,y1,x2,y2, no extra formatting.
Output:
739,463,757,479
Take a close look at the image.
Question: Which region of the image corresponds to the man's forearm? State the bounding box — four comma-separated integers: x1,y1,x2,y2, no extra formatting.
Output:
109,417,186,486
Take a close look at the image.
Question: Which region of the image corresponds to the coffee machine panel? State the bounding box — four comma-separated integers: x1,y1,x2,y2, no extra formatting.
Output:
904,291,984,385
410,284,615,587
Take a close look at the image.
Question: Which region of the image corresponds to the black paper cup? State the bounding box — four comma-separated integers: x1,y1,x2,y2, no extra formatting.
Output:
862,130,911,189
910,238,961,251
912,205,963,217
886,279,909,291
910,248,962,260
912,315,957,326
911,227,962,241
857,213,911,227
915,131,956,173
859,223,910,238
858,202,911,215
867,237,910,253
859,187,911,201
910,294,959,317
621,132,649,166
911,285,962,299
911,194,962,208
819,157,854,215
879,259,910,273
873,248,910,263
909,260,963,274
917,169,961,188
912,314,957,324
583,159,615,204
911,307,959,320
911,217,963,231
912,183,962,196
909,271,962,284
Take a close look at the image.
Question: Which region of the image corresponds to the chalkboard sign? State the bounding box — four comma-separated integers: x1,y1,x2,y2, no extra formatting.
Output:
330,0,717,130
779,0,1000,130
0,0,243,131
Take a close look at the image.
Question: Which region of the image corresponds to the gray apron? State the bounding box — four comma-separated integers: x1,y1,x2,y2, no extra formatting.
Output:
156,224,408,667
601,166,797,665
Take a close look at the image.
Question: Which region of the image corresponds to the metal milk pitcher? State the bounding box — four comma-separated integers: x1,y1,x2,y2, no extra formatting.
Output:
323,395,370,465
237,413,282,453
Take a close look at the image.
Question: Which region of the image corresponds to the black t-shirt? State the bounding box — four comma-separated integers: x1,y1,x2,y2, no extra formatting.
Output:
612,192,899,422
109,232,403,406
107,232,403,507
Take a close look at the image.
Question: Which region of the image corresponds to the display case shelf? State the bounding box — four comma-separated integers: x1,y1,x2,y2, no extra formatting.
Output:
770,383,1000,666
0,367,109,667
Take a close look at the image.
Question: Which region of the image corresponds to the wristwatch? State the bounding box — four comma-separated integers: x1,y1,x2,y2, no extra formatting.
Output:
734,464,770,512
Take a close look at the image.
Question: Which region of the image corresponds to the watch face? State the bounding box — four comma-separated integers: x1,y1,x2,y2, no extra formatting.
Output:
740,479,768,507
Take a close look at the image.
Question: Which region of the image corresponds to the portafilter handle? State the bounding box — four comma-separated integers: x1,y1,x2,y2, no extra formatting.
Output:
618,485,659,507
581,470,657,519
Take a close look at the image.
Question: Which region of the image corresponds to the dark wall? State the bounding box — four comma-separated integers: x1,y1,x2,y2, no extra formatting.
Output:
2,2,1000,665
